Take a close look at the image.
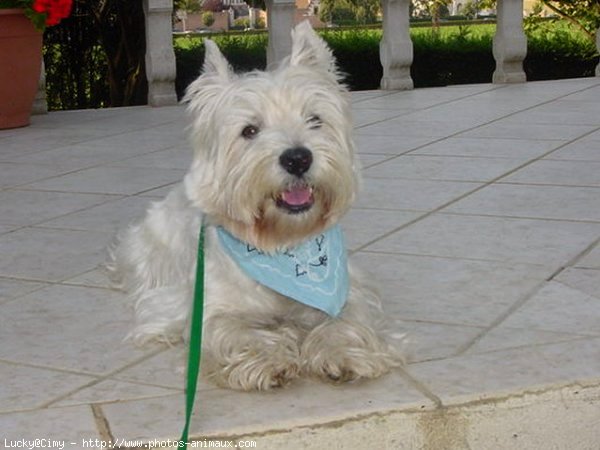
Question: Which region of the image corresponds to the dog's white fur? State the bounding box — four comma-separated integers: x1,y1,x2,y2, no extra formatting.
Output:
107,22,401,391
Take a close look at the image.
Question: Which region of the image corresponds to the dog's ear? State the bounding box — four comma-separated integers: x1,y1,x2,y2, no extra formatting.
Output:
289,20,337,75
202,39,233,81
183,39,232,105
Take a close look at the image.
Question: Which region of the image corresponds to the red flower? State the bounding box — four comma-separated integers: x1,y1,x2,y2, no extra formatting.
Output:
32,0,73,27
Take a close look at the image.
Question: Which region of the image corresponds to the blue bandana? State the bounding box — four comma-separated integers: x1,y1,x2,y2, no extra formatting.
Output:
216,225,349,317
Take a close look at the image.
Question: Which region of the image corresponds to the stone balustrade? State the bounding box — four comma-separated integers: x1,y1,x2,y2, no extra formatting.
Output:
144,0,178,106
34,0,600,113
492,0,527,83
380,0,414,90
597,27,600,76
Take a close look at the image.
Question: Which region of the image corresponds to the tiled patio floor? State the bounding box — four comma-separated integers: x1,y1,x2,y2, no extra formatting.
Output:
1,78,599,449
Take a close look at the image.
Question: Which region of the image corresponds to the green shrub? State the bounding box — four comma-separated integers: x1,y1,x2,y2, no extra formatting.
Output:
233,18,250,29
174,23,599,95
524,21,599,80
174,33,267,98
255,16,266,29
320,28,382,89
202,11,215,27
411,26,495,87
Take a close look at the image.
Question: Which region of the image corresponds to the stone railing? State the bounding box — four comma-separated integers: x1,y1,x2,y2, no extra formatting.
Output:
35,0,600,113
147,0,600,93
144,0,178,106
379,0,531,87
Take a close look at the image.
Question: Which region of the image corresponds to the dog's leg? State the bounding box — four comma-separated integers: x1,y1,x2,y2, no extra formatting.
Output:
202,314,303,391
106,185,199,345
301,265,403,383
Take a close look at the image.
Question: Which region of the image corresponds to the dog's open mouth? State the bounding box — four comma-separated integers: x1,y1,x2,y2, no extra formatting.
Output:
276,184,314,214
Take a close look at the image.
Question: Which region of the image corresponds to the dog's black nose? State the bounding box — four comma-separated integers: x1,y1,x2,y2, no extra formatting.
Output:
279,147,313,177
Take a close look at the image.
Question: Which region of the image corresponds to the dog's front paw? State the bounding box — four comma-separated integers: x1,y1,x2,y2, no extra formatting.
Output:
233,351,300,390
301,320,400,383
212,347,301,391
205,325,302,391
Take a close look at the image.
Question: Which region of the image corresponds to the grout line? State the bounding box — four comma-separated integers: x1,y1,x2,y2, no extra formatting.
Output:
352,122,600,254
353,85,507,131
397,366,443,407
0,268,110,289
356,248,553,267
0,116,184,168
39,347,169,409
0,138,186,195
460,335,599,359
91,404,115,443
362,153,540,161
0,358,101,379
4,186,125,196
432,210,600,225
545,235,600,282
454,236,600,357
495,180,600,189
451,278,551,357
0,281,55,306
350,89,404,105
362,84,600,173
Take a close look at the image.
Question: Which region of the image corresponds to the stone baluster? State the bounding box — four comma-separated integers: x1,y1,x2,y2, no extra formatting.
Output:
265,0,296,69
380,0,413,90
492,0,527,83
32,57,47,115
596,27,600,76
144,0,178,106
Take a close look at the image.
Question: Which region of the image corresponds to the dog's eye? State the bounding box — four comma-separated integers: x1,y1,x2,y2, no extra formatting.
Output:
241,125,260,139
307,115,322,129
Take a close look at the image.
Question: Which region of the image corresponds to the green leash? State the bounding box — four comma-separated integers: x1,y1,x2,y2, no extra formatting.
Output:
179,224,205,449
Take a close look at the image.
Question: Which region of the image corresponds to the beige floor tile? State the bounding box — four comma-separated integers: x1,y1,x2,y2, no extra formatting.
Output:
0,228,109,281
447,184,600,221
354,133,434,155
363,155,526,182
110,146,193,170
555,267,600,300
61,268,112,289
0,189,114,227
409,137,564,160
0,278,48,305
342,208,423,251
0,405,101,441
103,372,429,440
23,166,185,196
0,361,95,413
54,379,179,408
460,122,595,141
392,320,484,363
500,281,600,335
547,138,600,161
0,162,75,188
466,327,589,355
38,196,151,233
352,252,553,326
357,178,481,211
366,213,600,266
407,337,600,405
503,160,600,187
575,243,600,269
0,285,156,374
110,348,191,391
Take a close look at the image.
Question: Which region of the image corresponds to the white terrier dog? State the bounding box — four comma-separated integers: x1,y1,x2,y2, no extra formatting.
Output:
107,22,401,391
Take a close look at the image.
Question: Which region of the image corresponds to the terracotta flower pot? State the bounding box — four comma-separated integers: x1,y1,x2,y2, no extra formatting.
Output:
0,9,43,130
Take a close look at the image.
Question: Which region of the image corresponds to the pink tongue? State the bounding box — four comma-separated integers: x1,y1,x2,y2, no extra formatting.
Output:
282,186,312,206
